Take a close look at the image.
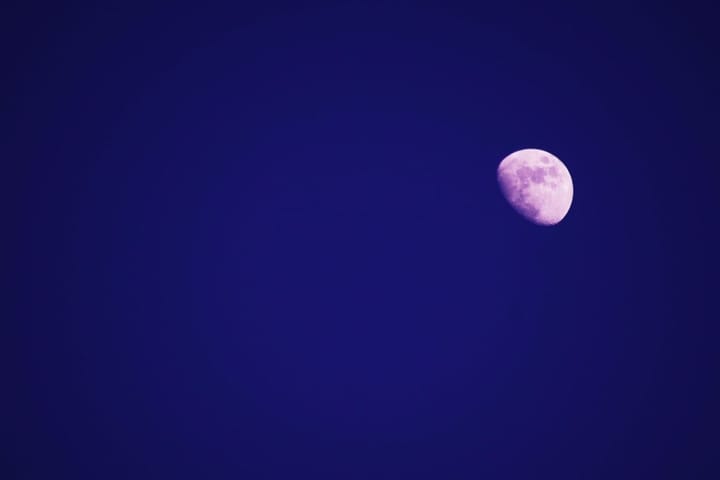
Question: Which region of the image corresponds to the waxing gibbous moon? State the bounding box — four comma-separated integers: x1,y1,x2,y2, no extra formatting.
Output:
497,148,573,226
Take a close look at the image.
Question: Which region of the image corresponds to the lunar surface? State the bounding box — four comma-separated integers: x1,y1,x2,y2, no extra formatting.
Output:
497,148,573,226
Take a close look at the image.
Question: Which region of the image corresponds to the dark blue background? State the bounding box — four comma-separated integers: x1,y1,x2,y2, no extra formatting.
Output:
8,1,720,478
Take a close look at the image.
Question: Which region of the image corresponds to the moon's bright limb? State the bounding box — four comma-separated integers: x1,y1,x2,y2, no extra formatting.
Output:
497,148,573,226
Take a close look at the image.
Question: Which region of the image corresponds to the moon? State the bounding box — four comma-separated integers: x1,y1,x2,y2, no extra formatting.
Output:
497,148,573,226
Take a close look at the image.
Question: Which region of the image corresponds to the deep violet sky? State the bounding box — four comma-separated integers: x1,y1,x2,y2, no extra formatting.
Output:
8,1,720,479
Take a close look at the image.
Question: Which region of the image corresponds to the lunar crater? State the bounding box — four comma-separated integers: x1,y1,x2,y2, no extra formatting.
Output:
529,167,547,184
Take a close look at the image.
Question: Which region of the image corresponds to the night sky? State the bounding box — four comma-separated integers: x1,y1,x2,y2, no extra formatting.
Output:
8,1,720,478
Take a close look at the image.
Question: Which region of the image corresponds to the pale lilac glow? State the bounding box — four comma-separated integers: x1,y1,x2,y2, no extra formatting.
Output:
497,148,573,226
